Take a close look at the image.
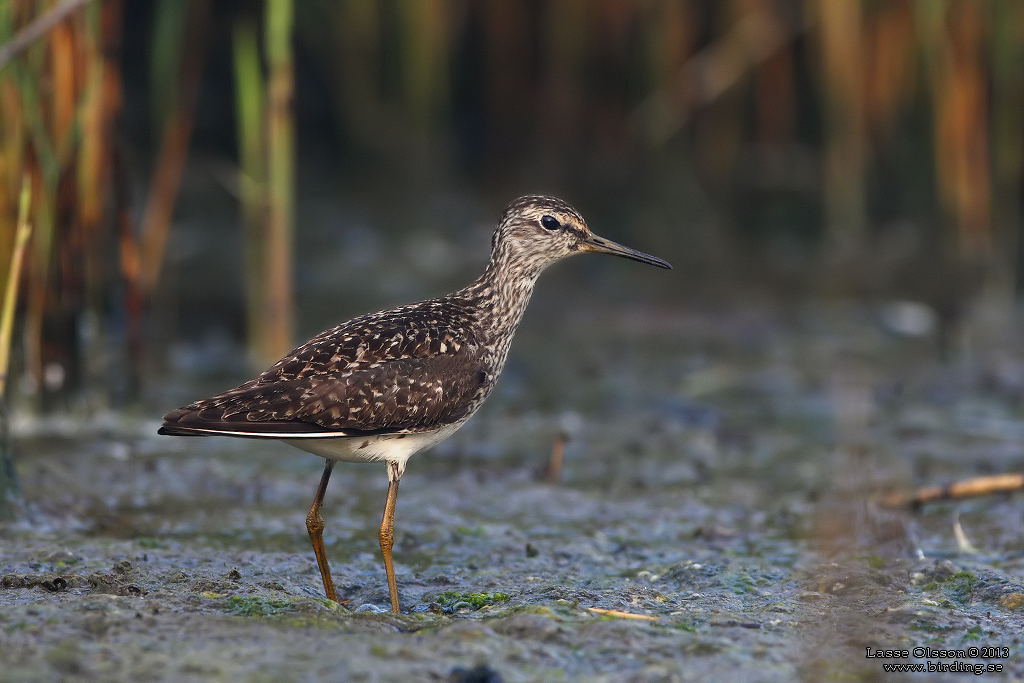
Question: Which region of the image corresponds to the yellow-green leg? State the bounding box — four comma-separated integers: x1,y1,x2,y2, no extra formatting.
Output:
306,459,338,602
379,461,402,613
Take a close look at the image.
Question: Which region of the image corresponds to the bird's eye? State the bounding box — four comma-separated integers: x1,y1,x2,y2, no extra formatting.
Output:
540,215,560,230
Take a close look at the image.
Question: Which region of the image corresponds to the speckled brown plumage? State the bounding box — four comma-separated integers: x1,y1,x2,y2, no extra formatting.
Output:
158,194,671,613
161,300,490,437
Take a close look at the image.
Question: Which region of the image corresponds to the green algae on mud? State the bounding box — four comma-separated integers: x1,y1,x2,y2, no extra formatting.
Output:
226,594,304,617
431,591,511,612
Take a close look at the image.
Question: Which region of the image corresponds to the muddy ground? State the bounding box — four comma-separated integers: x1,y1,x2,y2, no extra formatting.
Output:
3,302,1024,681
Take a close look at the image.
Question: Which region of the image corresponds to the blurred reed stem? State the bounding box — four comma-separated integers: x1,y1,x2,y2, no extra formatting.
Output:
23,178,53,399
0,176,32,521
0,176,32,396
149,0,187,140
6,1,81,403
816,0,867,265
0,0,93,71
988,0,1024,299
232,18,270,366
139,0,207,297
262,0,295,362
397,0,449,141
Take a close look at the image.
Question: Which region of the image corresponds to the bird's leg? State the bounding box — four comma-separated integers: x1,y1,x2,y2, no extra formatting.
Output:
306,459,338,602
379,460,403,613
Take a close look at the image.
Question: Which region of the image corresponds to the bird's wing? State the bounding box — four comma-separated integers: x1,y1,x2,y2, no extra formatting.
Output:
160,303,490,438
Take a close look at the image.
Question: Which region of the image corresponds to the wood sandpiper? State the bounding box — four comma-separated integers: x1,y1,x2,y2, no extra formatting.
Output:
159,195,671,613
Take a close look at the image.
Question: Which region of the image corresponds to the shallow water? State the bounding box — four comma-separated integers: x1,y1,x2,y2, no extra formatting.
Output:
3,302,1024,681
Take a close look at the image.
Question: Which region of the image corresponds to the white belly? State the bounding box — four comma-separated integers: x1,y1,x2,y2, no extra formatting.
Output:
284,420,467,475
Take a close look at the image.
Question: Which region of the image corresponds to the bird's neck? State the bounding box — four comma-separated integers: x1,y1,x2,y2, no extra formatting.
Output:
461,244,544,343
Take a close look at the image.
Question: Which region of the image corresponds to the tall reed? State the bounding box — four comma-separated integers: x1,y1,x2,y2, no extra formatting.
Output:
261,0,295,363
0,177,31,520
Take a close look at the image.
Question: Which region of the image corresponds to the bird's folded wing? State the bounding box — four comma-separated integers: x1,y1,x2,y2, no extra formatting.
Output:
159,350,489,438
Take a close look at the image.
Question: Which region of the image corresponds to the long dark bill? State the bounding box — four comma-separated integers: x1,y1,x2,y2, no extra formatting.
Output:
582,233,672,269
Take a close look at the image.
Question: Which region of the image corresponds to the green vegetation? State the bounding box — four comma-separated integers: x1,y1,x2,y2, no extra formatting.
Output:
944,571,979,604
961,625,984,642
435,591,510,612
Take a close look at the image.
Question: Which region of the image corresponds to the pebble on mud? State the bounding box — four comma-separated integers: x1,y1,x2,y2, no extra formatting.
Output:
42,549,81,565
1,574,27,588
41,577,68,592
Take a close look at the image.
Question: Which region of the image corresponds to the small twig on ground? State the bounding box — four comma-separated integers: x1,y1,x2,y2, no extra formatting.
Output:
952,512,978,553
877,473,1024,510
586,607,659,621
0,0,95,72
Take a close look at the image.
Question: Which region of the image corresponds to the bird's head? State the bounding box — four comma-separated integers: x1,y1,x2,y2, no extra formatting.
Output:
492,195,672,275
